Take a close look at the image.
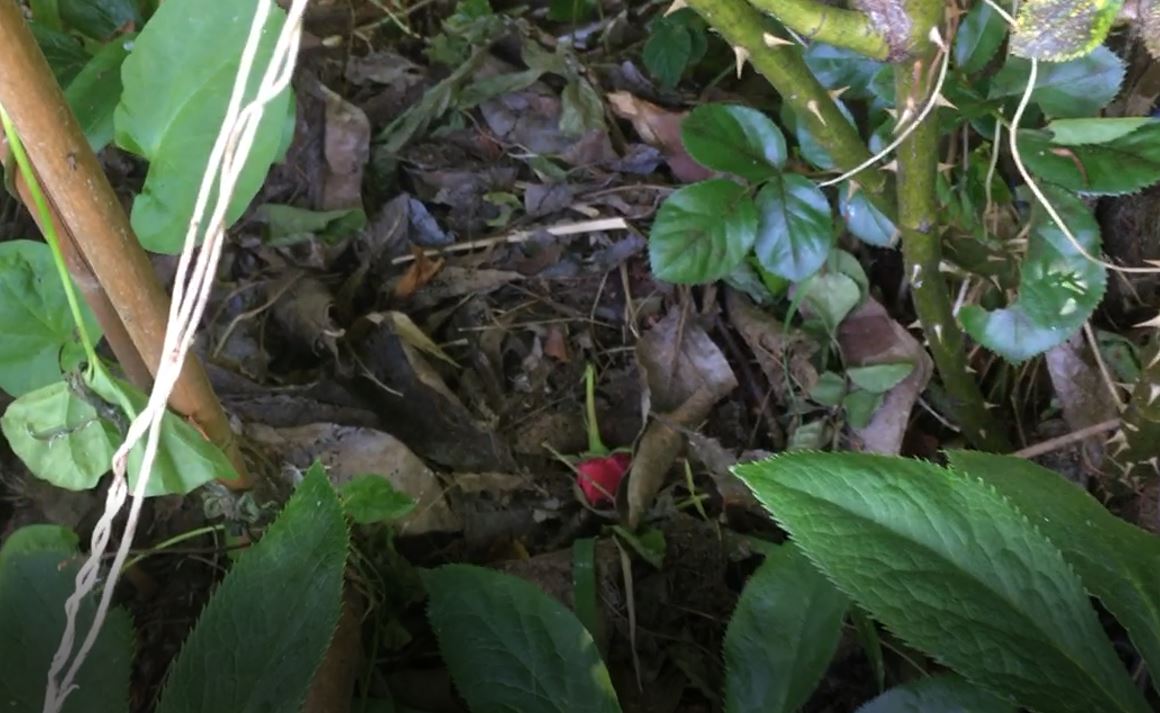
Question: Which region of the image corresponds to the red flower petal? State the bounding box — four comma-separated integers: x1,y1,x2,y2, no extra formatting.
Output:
576,455,631,506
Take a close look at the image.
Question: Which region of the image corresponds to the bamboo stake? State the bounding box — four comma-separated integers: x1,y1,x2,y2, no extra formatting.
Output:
0,1,250,487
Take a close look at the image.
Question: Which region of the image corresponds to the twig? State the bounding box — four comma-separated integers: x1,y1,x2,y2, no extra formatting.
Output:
389,217,630,265
1013,418,1120,459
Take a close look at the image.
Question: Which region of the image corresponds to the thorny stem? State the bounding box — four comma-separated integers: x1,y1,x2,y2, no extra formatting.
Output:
685,0,895,219
747,0,889,59
1108,341,1160,484
893,8,1010,452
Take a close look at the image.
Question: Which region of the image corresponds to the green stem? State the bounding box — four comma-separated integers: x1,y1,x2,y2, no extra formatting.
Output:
893,10,1009,452
1108,340,1160,484
748,0,889,59
685,0,895,219
583,363,608,455
0,106,98,375
121,524,225,572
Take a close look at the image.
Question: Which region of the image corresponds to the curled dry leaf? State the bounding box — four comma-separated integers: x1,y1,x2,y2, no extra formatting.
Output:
627,309,738,527
320,85,371,211
837,298,932,454
606,91,713,183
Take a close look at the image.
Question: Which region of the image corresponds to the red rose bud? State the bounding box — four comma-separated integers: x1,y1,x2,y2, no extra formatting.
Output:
576,452,631,506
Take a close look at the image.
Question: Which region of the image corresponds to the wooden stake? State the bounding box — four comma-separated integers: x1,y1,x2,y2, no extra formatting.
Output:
0,2,250,488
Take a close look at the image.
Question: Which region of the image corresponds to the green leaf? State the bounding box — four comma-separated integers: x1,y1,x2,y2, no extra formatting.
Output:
560,78,606,136
682,104,787,180
846,363,914,393
155,463,349,713
724,543,847,713
114,0,294,253
1010,0,1122,61
29,0,63,30
1019,124,1160,195
753,174,834,281
59,0,140,40
782,100,857,171
0,526,133,713
840,183,897,247
989,48,1124,118
953,0,1009,74
0,241,101,396
424,564,622,713
339,475,417,524
649,180,757,284
259,204,367,246
842,389,883,429
29,22,90,85
960,186,1105,362
801,272,860,334
547,0,595,23
65,38,132,152
946,450,1160,697
855,674,1017,713
803,43,888,100
1046,117,1157,145
733,452,1151,713
1,379,117,491
86,373,238,496
809,371,846,407
643,16,693,90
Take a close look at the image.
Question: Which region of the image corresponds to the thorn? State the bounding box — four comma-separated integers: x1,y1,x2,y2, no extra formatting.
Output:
983,401,998,410
806,99,826,126
934,93,958,110
1134,312,1160,329
665,0,687,14
906,319,922,330
829,86,850,101
979,428,987,439
1150,384,1160,405
882,160,898,173
762,32,793,47
965,364,977,374
733,46,749,78
1149,347,1160,369
933,323,943,342
937,162,955,174
1124,419,1141,432
928,25,947,51
845,181,860,198
884,107,898,120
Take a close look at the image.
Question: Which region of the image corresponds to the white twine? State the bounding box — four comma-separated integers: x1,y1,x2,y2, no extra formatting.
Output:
42,2,310,710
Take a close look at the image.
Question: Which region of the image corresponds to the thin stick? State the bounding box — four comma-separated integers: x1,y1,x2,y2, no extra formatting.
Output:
389,217,630,265
1013,418,1120,459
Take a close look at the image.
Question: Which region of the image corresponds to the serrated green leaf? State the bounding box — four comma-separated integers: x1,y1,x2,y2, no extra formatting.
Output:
59,0,140,40
115,0,294,253
1046,117,1157,145
339,474,417,524
1019,124,1160,195
989,48,1124,117
946,450,1160,698
803,43,888,100
65,38,131,152
1,379,117,491
753,174,833,281
155,463,349,713
846,363,914,393
840,182,897,247
643,17,693,90
801,272,860,334
855,674,1016,713
0,526,133,713
86,372,238,496
649,180,757,284
260,204,366,246
724,543,848,713
1010,0,1122,61
0,241,102,396
424,564,622,713
733,452,1150,713
960,186,1105,362
682,104,787,180
954,1,1009,74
